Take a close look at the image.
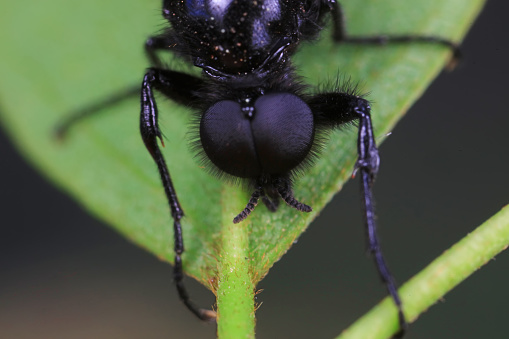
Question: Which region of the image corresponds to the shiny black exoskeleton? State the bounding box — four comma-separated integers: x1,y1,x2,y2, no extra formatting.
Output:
131,0,457,334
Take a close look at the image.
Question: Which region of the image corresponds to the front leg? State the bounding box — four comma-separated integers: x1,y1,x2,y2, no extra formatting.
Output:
309,92,379,179
351,100,407,335
353,99,380,180
140,67,216,321
309,92,406,334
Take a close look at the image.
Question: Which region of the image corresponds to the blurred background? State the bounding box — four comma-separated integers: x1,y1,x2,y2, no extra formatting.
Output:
1,1,508,338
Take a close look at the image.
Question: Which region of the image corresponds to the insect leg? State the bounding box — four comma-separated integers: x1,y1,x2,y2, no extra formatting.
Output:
140,67,216,321
261,195,279,212
234,176,311,223
309,92,406,334
55,32,180,138
274,177,312,213
55,86,140,138
233,186,264,224
261,184,280,212
145,35,179,68
328,0,460,62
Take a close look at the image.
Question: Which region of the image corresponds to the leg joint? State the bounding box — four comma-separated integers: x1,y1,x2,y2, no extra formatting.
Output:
354,98,371,116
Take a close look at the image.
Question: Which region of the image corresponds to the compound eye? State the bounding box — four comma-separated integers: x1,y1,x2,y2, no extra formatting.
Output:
200,100,261,178
252,93,314,174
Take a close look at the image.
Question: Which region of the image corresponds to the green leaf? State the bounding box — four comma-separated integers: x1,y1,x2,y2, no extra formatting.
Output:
0,0,485,337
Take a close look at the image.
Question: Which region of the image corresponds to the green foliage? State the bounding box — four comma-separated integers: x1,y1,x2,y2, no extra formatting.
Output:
0,0,486,338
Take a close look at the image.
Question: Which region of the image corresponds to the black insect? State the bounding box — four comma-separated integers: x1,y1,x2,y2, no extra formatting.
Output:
57,0,459,334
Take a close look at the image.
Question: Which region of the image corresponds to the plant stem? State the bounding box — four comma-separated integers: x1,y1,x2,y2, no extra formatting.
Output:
216,187,256,339
336,204,509,339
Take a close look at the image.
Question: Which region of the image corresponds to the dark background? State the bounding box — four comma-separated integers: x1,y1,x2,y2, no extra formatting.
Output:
1,1,508,338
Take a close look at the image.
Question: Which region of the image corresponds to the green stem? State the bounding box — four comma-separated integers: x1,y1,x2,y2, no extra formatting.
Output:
337,204,509,339
216,187,256,339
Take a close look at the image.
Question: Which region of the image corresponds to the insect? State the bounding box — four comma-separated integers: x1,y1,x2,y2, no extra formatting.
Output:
57,0,459,334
